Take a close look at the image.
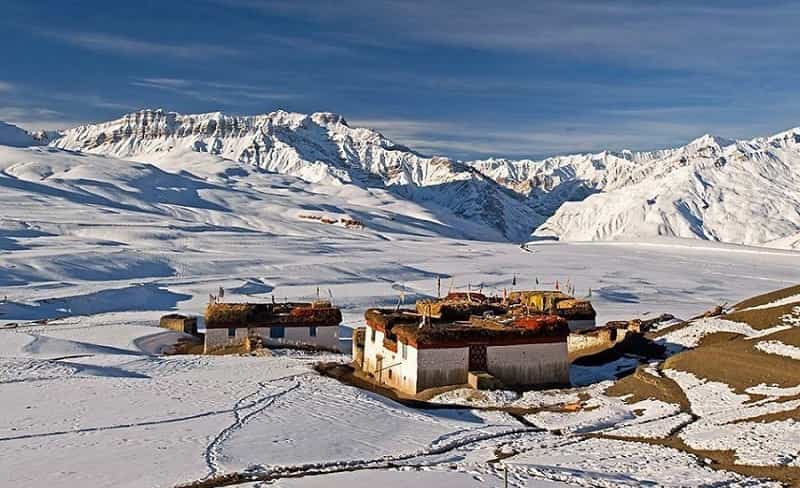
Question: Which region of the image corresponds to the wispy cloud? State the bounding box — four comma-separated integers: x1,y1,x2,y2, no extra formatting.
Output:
38,91,137,111
257,34,356,56
131,78,296,105
37,30,242,59
0,106,83,131
218,0,800,73
0,81,14,93
351,109,800,160
138,78,192,88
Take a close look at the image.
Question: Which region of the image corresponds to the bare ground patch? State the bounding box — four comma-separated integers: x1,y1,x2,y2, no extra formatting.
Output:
733,284,800,311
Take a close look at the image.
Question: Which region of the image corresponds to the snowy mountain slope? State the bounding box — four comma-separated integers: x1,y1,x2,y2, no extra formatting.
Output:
0,120,39,147
0,145,515,248
763,231,800,250
472,131,800,247
51,109,541,241
470,134,737,216
38,109,800,247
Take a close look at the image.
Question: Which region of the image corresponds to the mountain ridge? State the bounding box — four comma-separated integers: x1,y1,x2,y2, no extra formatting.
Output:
49,108,542,242
4,108,800,249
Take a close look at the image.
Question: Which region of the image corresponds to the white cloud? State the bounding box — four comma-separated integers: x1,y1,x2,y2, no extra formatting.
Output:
0,81,14,93
350,112,796,160
257,34,356,56
217,0,800,73
38,30,241,59
0,106,84,131
131,78,296,105
138,78,192,88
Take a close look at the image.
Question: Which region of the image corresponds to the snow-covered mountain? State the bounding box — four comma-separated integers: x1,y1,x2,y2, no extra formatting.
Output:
0,121,41,147
471,131,800,248
52,109,541,242
18,108,800,248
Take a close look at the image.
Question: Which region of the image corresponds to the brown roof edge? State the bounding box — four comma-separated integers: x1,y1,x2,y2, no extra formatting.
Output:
390,321,569,349
205,322,341,329
406,334,567,349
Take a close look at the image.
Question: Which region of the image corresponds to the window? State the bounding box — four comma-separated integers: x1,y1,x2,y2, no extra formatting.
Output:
227,328,236,338
370,328,376,342
401,342,407,360
270,326,285,339
309,326,317,337
388,369,392,379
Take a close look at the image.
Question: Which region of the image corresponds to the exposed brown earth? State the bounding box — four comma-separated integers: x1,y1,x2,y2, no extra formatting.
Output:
724,301,799,330
594,433,800,487
606,283,800,486
606,365,690,410
732,284,800,311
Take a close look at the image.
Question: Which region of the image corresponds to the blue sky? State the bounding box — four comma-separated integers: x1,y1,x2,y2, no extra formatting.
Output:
2,0,800,159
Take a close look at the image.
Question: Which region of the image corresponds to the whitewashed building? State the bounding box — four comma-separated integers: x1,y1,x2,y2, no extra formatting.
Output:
204,302,341,353
357,309,570,396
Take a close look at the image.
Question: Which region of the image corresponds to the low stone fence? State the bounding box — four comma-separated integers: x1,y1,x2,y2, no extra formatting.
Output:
568,321,640,357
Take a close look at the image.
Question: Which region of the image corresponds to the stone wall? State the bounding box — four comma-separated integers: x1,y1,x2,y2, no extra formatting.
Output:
568,328,613,355
568,323,642,359
204,327,249,353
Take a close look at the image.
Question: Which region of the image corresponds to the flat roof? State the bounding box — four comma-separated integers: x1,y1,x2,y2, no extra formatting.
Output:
205,302,342,329
365,308,568,349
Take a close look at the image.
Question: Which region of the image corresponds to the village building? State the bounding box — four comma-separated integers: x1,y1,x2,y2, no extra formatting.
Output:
159,313,199,335
508,290,596,331
354,306,571,396
203,301,342,353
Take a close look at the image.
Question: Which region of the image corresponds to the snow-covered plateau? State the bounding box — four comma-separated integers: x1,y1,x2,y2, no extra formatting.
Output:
1,113,799,487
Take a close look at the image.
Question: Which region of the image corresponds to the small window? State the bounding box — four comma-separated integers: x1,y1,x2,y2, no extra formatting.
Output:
388,369,392,379
270,326,285,339
309,326,317,337
370,328,376,342
227,328,236,338
401,342,407,360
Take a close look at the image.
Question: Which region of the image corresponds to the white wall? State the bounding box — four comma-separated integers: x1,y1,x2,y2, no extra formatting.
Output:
416,347,469,391
361,326,422,395
360,325,569,393
255,325,339,350
362,326,385,375
486,342,569,386
205,325,339,352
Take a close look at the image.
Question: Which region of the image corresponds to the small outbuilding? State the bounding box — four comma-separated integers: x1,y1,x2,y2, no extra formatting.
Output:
159,314,199,336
